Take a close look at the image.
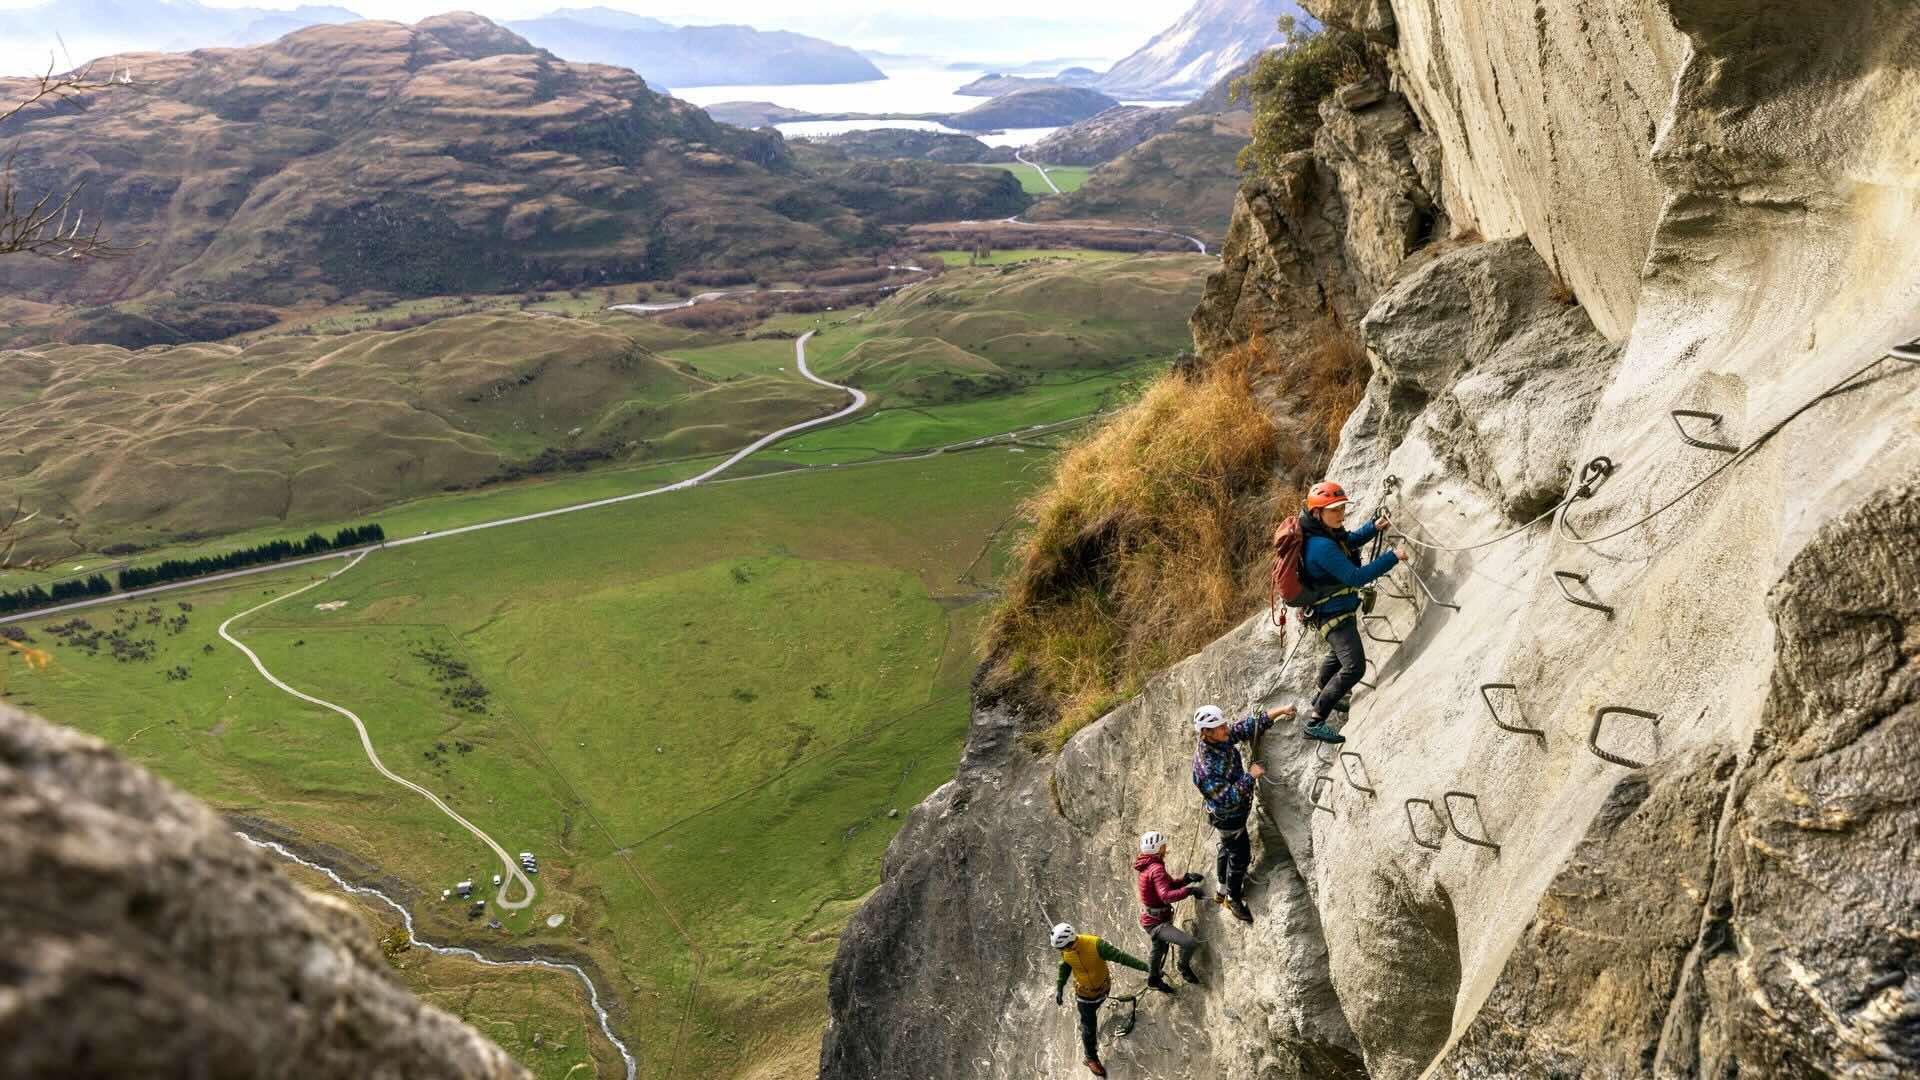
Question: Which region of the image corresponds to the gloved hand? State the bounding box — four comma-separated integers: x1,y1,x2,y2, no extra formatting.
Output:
1055,989,1064,1006
1182,872,1204,886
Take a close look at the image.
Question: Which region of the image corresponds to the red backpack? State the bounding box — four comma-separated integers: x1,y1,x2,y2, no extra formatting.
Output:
1269,514,1305,626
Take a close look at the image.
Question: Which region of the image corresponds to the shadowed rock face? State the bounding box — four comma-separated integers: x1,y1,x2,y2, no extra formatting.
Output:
0,705,528,1080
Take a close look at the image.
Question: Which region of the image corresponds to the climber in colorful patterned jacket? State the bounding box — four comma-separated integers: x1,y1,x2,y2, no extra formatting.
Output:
1191,702,1293,923
1297,480,1406,743
1050,922,1149,1077
1133,830,1204,992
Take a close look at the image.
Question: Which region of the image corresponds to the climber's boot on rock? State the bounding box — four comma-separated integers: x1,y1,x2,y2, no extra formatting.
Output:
1329,695,1353,713
1178,960,1202,985
1085,1058,1108,1076
1303,720,1345,743
1146,974,1176,995
1224,896,1253,923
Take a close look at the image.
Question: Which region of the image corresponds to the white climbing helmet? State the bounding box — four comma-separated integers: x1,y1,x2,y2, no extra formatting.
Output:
1139,831,1166,854
1050,922,1077,949
1193,705,1228,732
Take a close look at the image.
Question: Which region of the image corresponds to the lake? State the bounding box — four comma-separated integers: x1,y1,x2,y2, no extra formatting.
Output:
667,61,1191,149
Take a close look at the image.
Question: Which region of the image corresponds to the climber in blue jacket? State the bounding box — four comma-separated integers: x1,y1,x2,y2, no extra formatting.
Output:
1297,481,1407,742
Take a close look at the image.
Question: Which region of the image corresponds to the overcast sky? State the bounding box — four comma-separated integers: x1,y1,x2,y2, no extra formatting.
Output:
0,1,1191,73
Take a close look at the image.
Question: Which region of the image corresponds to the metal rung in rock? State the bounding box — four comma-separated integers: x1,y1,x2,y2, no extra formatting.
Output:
1552,570,1615,617
1361,614,1402,644
1441,791,1501,852
1479,682,1545,739
1891,342,1920,364
1404,798,1443,850
1310,775,1336,815
1380,575,1414,601
1588,705,1661,769
1340,752,1376,796
1671,409,1739,453
1313,741,1338,767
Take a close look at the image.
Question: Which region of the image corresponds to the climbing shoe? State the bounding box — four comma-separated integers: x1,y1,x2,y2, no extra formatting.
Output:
1179,962,1203,985
1146,975,1176,995
1085,1059,1108,1077
1303,721,1346,744
1330,695,1353,714
1224,896,1253,923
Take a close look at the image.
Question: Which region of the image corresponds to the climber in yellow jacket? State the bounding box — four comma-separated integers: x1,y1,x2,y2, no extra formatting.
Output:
1050,922,1148,1076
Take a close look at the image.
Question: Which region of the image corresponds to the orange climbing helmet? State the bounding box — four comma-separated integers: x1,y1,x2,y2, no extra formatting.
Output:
1306,481,1350,511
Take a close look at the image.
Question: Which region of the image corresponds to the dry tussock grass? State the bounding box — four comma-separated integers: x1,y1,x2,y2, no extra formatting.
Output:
984,324,1369,748
985,342,1280,746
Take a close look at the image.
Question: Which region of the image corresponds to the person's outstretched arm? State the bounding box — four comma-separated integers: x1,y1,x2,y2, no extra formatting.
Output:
1055,961,1070,1003
1096,939,1149,973
1307,537,1399,588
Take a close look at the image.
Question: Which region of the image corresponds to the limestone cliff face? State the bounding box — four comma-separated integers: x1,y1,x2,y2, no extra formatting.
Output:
0,705,529,1079
821,3,1920,1078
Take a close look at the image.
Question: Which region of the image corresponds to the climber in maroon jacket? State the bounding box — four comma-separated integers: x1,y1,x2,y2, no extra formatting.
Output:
1133,831,1204,992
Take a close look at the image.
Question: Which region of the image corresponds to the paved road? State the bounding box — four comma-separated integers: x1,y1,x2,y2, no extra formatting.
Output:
1014,149,1062,195
0,332,863,627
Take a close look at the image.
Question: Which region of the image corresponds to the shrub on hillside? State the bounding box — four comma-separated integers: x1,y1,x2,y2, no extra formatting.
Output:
982,346,1284,745
1233,16,1368,177
983,325,1372,746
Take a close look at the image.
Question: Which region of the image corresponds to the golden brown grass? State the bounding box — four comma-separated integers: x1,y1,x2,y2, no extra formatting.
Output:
983,324,1370,748
984,342,1279,745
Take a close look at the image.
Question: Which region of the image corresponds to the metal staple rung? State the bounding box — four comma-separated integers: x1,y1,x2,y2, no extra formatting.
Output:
1441,790,1501,852
1361,614,1402,644
1670,409,1739,454
1890,344,1920,363
1340,751,1375,795
1588,705,1661,769
1406,564,1463,613
1479,682,1545,739
1313,740,1338,767
1404,798,1443,850
1552,570,1615,617
1310,775,1336,815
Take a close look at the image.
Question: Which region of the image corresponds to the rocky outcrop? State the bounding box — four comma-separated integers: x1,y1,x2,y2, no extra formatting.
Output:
1189,78,1440,359
1025,106,1184,167
0,705,528,1078
824,3,1920,1078
945,88,1123,132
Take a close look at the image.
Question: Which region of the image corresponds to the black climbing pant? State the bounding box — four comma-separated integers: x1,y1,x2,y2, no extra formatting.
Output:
1311,616,1366,721
1211,813,1251,901
1075,993,1105,1060
1147,922,1197,980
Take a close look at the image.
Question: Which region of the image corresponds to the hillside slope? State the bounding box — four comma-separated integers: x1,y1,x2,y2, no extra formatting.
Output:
505,12,883,87
820,1,1920,1077
0,15,1008,312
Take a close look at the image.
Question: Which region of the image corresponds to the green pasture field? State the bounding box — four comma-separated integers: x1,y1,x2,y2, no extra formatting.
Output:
989,162,1093,195
4,445,1044,1077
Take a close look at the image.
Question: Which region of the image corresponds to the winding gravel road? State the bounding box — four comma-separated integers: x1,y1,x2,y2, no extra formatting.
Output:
218,550,540,909
1014,149,1062,195
201,330,864,913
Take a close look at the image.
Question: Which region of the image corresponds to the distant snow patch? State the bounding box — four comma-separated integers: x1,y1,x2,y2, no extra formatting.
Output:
314,600,350,611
